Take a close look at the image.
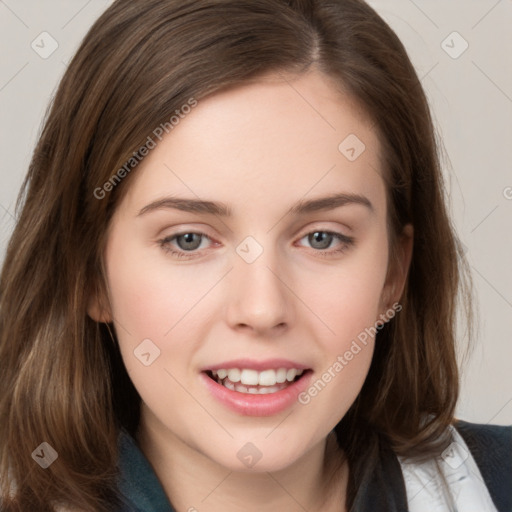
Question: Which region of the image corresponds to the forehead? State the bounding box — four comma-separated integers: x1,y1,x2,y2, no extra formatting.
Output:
118,70,386,219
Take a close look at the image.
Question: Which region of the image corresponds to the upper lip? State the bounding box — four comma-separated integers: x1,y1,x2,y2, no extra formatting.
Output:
201,358,310,372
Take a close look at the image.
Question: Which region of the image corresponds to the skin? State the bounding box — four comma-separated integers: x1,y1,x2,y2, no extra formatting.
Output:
89,68,413,512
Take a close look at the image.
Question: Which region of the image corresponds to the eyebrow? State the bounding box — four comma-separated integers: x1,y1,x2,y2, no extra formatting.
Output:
137,192,374,218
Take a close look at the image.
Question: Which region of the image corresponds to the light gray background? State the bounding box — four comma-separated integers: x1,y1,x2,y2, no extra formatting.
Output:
1,1,511,425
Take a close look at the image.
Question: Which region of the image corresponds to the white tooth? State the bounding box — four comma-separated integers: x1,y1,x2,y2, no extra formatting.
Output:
240,369,259,386
296,369,304,376
247,387,258,394
227,368,241,383
224,379,235,390
286,369,298,382
266,385,279,393
276,368,287,383
258,369,277,386
235,383,248,393
211,370,218,377
217,369,228,379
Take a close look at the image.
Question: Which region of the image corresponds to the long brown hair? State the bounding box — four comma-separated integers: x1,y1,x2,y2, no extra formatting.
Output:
0,0,474,510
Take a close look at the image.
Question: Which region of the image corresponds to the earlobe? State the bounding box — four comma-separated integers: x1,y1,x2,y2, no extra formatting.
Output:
87,300,112,323
86,282,112,323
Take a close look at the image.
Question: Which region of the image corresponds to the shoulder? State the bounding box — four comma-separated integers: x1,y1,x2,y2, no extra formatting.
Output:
452,417,512,452
452,418,512,511
452,418,512,475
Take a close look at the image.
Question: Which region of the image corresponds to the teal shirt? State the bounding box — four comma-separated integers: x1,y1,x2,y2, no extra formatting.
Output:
116,429,176,512
115,420,512,511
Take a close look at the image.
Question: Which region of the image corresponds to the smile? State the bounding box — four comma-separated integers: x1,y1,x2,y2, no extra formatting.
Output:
207,367,304,393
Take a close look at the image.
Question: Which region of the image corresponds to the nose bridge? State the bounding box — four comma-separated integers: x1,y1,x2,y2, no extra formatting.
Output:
226,234,290,332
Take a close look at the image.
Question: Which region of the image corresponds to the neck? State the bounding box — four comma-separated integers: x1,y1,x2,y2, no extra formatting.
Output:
135,412,348,512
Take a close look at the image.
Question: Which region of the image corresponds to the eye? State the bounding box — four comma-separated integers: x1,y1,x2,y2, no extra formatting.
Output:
158,232,214,259
296,230,355,258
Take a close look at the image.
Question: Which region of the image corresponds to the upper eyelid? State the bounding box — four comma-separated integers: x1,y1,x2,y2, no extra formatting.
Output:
160,220,354,239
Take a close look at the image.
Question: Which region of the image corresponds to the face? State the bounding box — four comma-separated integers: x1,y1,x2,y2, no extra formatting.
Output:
90,69,411,472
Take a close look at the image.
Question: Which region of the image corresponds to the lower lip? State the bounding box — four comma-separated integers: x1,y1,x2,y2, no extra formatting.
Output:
200,371,313,416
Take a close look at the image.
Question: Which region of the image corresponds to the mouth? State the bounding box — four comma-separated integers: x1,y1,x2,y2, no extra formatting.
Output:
203,367,311,395
200,359,314,416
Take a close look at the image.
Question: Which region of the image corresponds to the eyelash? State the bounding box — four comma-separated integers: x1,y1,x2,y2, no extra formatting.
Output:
158,230,355,260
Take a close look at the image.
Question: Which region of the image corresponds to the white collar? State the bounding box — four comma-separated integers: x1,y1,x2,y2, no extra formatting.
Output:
397,424,498,511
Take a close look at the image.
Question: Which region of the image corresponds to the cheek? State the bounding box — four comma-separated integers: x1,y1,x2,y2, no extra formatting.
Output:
103,230,231,410
104,231,221,340
304,232,389,346
295,231,388,415
297,271,384,427
103,235,216,423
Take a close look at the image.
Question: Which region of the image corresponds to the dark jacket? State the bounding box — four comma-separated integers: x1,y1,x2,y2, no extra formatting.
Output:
115,419,512,511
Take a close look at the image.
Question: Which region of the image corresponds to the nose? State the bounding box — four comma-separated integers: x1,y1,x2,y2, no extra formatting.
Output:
225,245,292,336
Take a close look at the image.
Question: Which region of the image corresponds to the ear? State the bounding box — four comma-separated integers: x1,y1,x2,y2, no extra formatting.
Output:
86,279,112,323
378,223,414,316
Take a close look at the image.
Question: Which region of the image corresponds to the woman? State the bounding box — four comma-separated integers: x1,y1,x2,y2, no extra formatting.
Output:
0,0,510,511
